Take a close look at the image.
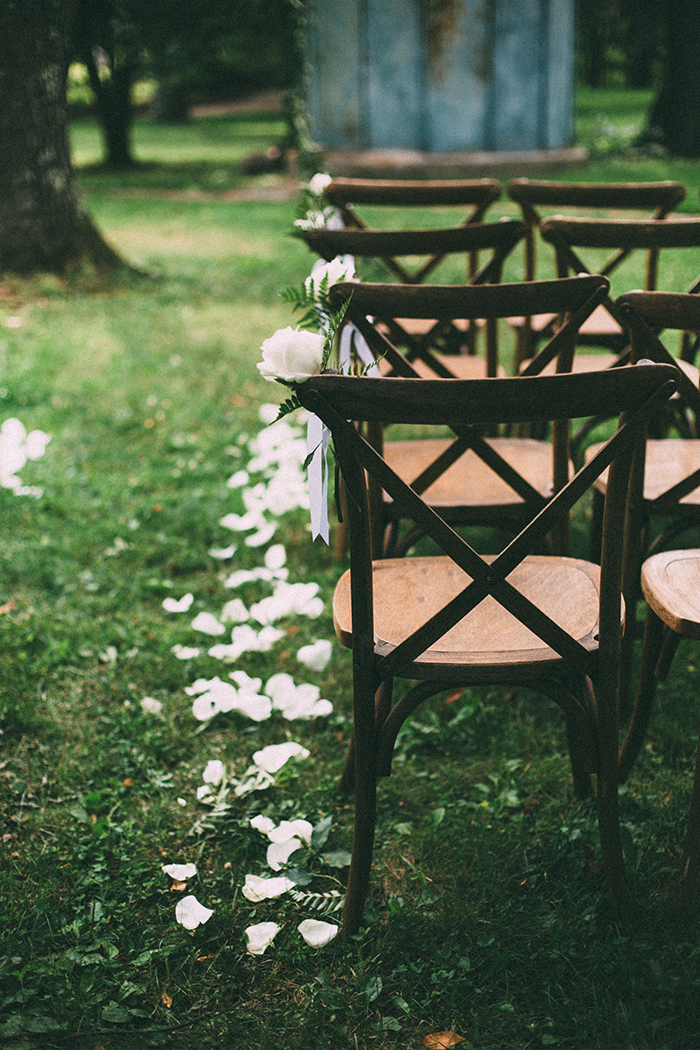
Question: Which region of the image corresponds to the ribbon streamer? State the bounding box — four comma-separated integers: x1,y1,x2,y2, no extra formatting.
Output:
307,413,330,544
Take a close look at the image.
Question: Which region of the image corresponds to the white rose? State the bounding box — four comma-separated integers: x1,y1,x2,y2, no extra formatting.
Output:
305,255,356,298
308,172,332,195
257,327,325,383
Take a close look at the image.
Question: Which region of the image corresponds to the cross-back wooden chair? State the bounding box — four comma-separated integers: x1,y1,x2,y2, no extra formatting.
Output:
626,547,700,911
296,363,677,932
323,176,502,283
303,220,526,361
585,292,700,740
506,179,687,365
329,276,610,558
540,218,700,461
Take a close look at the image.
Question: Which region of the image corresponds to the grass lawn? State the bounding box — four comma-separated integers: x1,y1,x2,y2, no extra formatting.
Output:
2,91,700,1049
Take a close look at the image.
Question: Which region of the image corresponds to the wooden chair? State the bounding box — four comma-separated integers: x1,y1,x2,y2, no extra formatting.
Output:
329,276,610,557
296,362,677,932
302,221,525,362
625,548,700,911
323,176,502,282
540,218,700,461
507,179,686,365
586,292,700,736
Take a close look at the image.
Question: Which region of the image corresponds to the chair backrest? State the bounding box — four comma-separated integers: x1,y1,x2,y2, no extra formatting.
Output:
325,177,503,230
296,365,676,687
300,218,525,287
507,179,686,283
329,273,610,381
617,290,700,438
539,217,700,354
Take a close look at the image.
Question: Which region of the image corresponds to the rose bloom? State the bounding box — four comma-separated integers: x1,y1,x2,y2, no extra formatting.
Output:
257,327,325,384
304,255,356,297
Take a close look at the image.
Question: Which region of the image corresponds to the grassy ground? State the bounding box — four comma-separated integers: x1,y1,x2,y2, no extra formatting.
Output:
2,91,700,1049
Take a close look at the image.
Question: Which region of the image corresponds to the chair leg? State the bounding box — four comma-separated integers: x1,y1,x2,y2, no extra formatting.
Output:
618,607,667,783
675,732,700,914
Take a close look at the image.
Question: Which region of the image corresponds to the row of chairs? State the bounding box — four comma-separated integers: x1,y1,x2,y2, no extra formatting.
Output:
290,176,700,931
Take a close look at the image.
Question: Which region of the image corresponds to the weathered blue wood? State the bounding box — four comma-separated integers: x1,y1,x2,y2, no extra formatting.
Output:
305,0,363,149
365,0,424,149
304,0,575,154
424,0,492,152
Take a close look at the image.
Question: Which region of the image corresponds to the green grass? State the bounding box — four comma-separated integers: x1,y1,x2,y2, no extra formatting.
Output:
2,94,700,1049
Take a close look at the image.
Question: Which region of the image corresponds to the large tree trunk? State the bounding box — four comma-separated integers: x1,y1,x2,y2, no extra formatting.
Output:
647,0,700,158
0,0,124,275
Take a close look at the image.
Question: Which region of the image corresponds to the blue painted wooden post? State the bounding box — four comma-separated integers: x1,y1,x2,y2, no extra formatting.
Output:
304,0,575,154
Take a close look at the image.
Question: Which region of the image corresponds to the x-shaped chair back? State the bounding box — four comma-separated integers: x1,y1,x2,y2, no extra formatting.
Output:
300,219,524,288
323,176,502,282
297,364,676,930
508,179,686,284
540,217,700,353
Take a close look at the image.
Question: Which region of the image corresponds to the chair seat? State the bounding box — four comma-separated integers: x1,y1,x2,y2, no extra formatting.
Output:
383,437,555,511
519,353,619,376
590,438,700,505
641,549,700,638
333,554,602,679
379,355,504,380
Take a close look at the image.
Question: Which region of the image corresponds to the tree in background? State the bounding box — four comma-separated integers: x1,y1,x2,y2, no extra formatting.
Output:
71,0,302,169
0,0,124,275
646,0,700,157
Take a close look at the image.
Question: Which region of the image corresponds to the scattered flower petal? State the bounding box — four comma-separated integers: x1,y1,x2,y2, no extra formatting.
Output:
140,696,163,715
171,644,200,660
197,784,214,800
298,918,339,948
245,921,280,955
208,543,237,559
296,639,333,673
245,522,277,548
191,612,226,636
242,874,295,902
264,544,287,570
175,895,213,930
202,760,226,785
252,742,310,774
250,814,275,835
220,598,249,623
267,837,303,871
265,673,332,720
162,593,194,613
268,819,313,846
162,863,197,880
227,469,249,488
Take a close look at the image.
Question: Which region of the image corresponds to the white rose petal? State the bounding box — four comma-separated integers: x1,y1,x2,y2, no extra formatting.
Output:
250,814,276,835
220,598,249,623
140,696,163,715
197,784,213,800
245,522,277,548
242,874,295,902
175,895,213,930
308,172,332,195
298,918,339,948
253,742,310,774
192,692,221,721
264,544,287,570
162,862,197,880
245,921,281,955
268,819,314,846
296,639,333,672
191,612,226,636
171,644,200,660
267,837,303,871
227,469,249,488
208,543,237,559
257,326,325,384
202,759,226,785
162,593,194,613
305,255,356,298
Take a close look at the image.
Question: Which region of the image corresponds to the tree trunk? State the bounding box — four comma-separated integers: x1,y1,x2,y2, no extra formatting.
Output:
0,0,125,275
648,0,700,157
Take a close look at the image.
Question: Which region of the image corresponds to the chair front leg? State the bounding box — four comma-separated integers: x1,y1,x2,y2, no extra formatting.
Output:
618,605,667,783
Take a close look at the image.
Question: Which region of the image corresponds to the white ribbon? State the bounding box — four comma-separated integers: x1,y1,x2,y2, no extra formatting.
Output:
338,322,381,377
306,413,330,544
